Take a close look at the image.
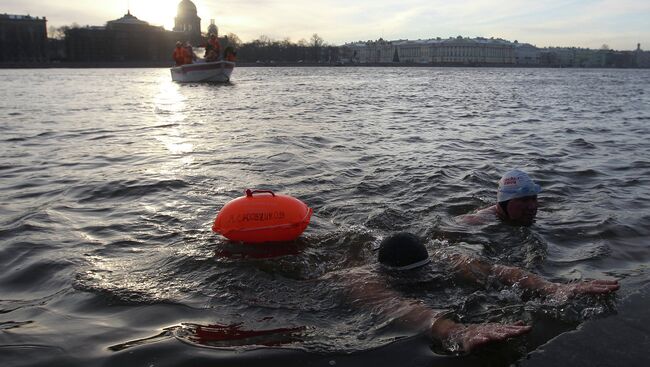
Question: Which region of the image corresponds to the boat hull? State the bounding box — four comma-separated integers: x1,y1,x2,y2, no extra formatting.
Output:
170,61,235,83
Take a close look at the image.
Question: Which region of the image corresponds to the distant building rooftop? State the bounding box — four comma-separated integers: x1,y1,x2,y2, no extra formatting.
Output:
107,11,149,26
1,13,46,21
345,36,519,47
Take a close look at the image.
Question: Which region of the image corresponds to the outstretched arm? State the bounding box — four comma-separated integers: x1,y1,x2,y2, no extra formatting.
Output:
434,319,531,352
346,271,530,352
536,278,620,300
443,252,620,298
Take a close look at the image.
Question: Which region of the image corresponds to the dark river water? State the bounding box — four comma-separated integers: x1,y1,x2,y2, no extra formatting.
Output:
1,67,649,367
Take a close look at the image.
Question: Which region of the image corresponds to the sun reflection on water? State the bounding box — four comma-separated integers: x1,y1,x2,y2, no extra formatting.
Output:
151,77,195,174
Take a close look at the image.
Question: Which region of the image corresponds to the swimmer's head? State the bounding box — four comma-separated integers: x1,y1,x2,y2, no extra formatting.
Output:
497,170,541,225
378,232,430,271
497,169,541,203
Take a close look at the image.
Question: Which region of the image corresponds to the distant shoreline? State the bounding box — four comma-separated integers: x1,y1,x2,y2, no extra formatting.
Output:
1,61,648,69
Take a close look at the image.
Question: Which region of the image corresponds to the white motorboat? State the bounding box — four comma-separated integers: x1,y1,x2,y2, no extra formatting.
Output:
170,60,235,83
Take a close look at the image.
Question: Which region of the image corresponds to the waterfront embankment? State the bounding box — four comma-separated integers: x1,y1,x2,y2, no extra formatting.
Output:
2,61,649,69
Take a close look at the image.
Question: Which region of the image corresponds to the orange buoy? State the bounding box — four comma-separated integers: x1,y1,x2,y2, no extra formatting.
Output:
212,189,313,243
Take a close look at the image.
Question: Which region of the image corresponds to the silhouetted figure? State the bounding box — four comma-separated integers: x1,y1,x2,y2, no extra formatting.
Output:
184,42,197,64
204,33,221,62
224,46,237,62
172,41,185,66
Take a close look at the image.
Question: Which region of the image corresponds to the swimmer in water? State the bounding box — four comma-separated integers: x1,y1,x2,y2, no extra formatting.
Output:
348,232,619,352
460,169,540,225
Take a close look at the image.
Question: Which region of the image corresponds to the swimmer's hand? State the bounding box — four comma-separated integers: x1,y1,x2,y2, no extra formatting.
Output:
543,279,620,302
435,320,531,352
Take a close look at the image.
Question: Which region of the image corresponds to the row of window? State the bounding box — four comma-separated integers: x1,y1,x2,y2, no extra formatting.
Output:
400,46,511,58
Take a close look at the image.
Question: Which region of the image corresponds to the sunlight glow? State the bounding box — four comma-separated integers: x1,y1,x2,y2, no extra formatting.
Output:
129,0,179,29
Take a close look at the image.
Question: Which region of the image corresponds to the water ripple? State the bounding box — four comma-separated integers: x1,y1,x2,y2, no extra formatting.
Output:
1,67,649,366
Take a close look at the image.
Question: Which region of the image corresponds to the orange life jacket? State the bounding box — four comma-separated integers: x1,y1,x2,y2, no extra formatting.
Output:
173,47,185,66
209,38,221,51
183,47,194,64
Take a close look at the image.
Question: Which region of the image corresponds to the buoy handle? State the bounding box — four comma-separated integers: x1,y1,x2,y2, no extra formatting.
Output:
245,189,276,197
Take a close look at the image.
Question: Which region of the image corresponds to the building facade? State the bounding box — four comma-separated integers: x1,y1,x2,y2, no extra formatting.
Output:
513,42,540,65
65,11,178,62
342,36,516,65
64,1,218,63
636,44,650,68
0,14,47,62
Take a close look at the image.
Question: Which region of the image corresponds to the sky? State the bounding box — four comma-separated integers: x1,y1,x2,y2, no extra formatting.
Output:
2,0,649,50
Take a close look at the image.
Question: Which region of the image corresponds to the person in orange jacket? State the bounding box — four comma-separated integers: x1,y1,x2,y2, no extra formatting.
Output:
207,34,221,58
172,41,185,66
224,46,237,62
183,42,197,65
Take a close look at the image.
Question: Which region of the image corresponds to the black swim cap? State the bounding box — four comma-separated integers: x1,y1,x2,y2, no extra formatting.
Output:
378,232,430,270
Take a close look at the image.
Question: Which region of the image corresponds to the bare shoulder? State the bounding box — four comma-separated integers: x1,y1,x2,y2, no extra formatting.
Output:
456,205,497,225
325,267,383,298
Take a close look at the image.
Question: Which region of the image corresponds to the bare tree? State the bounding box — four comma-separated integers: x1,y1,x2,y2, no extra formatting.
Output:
257,34,273,46
281,37,292,48
310,33,324,48
235,33,339,63
48,25,71,40
48,25,57,39
225,32,242,48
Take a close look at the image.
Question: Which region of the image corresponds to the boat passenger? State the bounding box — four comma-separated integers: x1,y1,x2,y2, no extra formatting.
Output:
172,41,185,66
205,48,218,62
207,33,221,58
224,46,237,62
459,169,540,225
348,232,619,352
184,42,197,65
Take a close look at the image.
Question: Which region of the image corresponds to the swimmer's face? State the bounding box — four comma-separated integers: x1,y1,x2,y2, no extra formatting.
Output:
506,195,538,225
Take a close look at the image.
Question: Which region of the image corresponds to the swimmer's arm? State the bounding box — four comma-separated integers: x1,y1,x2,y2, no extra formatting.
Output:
348,277,447,337
442,253,497,284
491,264,555,291
446,253,567,290
347,275,530,351
456,206,497,225
390,305,531,352
446,254,619,296
491,264,620,295
456,214,487,225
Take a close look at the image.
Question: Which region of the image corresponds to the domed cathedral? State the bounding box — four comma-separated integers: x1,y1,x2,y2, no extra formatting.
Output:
173,0,201,44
